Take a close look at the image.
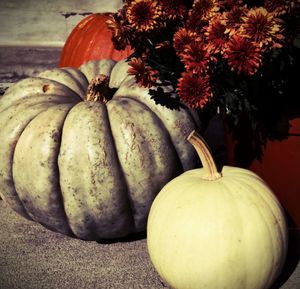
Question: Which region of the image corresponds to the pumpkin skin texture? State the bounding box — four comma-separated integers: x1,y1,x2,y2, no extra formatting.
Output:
0,59,200,240
59,13,133,68
147,131,288,289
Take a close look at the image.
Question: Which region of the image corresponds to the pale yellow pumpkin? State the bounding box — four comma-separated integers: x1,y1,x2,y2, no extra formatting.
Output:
147,131,288,289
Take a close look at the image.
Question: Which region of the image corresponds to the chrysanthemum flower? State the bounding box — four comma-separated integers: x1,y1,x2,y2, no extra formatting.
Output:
191,0,220,20
177,71,212,109
223,35,263,75
264,0,300,44
264,0,297,15
173,28,201,55
280,3,300,44
186,15,209,34
180,42,211,74
126,0,162,32
107,13,132,50
161,0,188,21
218,0,243,11
205,13,229,54
241,7,284,49
128,57,158,87
106,14,122,37
222,6,248,36
186,0,220,33
264,0,285,15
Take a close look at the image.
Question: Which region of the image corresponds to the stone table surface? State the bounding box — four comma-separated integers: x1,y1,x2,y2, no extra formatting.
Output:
0,200,167,289
0,200,300,289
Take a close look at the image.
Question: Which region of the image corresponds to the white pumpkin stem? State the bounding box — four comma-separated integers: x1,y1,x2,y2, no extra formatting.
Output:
187,130,222,181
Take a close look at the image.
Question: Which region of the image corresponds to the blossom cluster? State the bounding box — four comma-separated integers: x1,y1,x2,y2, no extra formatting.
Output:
108,0,299,110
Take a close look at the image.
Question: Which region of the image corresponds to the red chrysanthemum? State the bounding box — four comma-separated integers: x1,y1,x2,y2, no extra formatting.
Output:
177,71,212,109
264,0,297,16
223,35,263,75
161,0,188,21
280,3,300,44
186,0,220,33
222,6,248,36
107,12,133,50
126,0,162,32
218,0,243,11
128,57,158,87
186,15,209,34
173,28,201,55
241,7,284,49
205,13,229,54
190,0,220,20
180,42,211,74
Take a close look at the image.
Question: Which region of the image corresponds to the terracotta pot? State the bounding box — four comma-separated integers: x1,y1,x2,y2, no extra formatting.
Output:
225,118,300,228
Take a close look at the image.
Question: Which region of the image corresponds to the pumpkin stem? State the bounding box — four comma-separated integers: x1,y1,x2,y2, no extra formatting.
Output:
187,130,222,181
86,74,116,102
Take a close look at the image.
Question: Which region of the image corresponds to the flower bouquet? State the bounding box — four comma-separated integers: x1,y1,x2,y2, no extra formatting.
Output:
107,0,300,165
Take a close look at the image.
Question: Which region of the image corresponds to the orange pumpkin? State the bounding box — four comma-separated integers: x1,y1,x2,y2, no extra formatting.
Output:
59,13,133,68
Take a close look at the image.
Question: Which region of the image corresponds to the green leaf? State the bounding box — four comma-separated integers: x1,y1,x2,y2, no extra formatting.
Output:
149,87,183,110
293,35,300,48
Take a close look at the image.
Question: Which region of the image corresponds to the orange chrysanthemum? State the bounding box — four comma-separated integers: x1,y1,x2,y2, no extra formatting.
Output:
177,71,212,109
205,13,229,54
180,42,211,74
223,35,263,75
126,0,162,32
241,7,284,49
173,28,201,55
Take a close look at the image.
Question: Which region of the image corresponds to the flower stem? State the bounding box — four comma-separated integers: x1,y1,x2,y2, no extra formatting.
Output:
187,130,222,181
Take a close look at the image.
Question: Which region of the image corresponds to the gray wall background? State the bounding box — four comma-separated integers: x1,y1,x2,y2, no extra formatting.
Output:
0,0,123,92
0,0,122,46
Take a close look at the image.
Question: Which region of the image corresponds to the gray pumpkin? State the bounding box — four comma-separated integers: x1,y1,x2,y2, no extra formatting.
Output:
0,59,200,240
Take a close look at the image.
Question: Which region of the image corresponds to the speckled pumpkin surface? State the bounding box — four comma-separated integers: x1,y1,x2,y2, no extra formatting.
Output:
0,59,200,240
